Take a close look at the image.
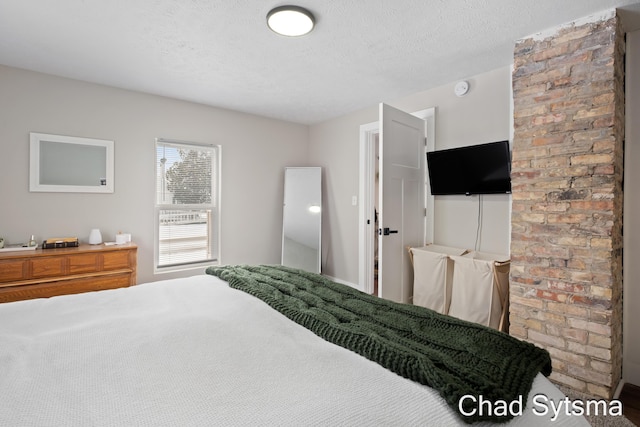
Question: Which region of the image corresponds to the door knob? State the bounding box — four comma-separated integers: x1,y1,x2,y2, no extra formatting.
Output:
379,227,398,236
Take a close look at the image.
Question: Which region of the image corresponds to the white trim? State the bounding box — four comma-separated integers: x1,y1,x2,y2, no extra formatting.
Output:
358,122,379,294
613,379,625,400
323,274,362,292
153,139,221,274
414,108,436,244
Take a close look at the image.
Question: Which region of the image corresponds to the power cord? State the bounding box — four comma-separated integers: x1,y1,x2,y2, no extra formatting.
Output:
474,194,483,251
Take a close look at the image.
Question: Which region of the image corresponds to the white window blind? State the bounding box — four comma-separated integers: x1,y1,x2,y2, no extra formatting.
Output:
155,139,219,270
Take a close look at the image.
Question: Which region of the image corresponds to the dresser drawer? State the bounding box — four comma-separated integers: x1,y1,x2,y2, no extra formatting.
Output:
0,273,133,303
103,251,131,270
0,259,28,283
31,256,66,278
68,253,99,274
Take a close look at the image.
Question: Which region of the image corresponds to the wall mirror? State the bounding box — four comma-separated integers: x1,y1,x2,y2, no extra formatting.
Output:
282,167,322,273
29,132,114,193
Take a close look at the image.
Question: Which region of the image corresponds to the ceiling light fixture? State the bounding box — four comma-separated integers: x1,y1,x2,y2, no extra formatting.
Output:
267,6,315,37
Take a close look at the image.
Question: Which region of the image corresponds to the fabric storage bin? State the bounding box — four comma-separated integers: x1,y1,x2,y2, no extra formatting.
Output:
448,251,510,332
409,245,468,314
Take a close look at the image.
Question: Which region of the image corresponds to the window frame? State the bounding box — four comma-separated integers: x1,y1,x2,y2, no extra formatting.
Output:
154,138,221,273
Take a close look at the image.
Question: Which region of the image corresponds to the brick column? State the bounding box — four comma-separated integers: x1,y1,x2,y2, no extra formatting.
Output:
510,12,625,398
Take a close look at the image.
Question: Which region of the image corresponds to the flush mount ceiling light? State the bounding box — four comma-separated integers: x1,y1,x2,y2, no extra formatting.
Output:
267,6,315,37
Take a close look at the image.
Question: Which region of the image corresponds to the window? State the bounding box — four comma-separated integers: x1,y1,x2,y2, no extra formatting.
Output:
155,138,220,271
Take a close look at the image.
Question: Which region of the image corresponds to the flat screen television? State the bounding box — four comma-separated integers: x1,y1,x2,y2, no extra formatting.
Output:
426,140,511,196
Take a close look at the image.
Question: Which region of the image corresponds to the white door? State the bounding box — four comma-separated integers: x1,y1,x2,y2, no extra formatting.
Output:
378,103,426,303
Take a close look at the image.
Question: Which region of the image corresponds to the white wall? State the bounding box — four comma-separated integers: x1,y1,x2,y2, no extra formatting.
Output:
0,64,513,287
624,29,640,385
0,65,309,284
309,66,513,285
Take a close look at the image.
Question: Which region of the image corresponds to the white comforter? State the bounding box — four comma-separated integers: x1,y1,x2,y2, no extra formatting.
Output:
0,274,588,426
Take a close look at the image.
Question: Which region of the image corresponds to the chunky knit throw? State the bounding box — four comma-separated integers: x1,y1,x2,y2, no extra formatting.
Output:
206,264,552,423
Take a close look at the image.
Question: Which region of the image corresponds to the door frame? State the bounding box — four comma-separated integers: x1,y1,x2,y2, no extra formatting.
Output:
358,107,436,294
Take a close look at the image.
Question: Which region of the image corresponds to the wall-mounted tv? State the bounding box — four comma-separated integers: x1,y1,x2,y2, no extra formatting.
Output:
426,140,511,196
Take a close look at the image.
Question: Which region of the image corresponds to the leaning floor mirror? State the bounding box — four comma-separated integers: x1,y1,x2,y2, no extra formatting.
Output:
282,167,322,273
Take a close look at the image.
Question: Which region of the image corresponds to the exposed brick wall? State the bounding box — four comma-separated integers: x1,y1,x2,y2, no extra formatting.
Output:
510,13,625,398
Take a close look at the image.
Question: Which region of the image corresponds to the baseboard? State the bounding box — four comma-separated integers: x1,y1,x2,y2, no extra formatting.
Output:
322,274,363,292
614,378,625,399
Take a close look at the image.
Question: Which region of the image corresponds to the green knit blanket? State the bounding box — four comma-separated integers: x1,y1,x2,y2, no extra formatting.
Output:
205,264,551,423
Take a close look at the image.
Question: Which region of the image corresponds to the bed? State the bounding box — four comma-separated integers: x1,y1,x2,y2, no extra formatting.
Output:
0,265,588,426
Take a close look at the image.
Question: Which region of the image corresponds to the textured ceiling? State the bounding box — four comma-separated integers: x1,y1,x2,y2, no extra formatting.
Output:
1,1,640,124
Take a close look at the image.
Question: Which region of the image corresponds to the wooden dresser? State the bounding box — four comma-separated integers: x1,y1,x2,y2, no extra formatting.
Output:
0,243,137,303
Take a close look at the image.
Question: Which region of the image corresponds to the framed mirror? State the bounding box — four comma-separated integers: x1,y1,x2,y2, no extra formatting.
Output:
282,167,322,273
29,132,114,193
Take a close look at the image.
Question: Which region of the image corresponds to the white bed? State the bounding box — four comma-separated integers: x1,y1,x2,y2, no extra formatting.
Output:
0,274,588,426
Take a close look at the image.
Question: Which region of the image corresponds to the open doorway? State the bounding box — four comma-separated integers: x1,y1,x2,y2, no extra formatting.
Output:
358,107,436,297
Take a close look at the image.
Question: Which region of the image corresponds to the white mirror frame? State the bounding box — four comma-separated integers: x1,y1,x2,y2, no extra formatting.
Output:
282,167,322,274
29,132,114,193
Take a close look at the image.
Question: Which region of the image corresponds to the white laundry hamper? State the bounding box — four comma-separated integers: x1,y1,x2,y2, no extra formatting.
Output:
448,251,510,332
409,245,468,314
